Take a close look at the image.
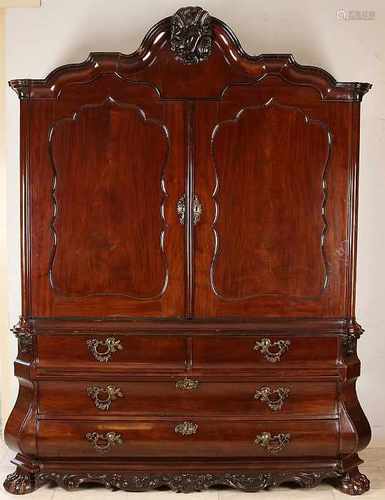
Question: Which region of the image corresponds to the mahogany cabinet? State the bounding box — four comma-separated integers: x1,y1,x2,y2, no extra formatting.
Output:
4,7,372,496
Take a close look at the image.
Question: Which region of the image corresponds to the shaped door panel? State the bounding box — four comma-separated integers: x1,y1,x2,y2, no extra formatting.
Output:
194,97,349,318
49,99,169,299
30,97,185,317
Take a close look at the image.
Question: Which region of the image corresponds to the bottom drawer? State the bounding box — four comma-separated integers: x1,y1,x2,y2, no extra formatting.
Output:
37,419,338,458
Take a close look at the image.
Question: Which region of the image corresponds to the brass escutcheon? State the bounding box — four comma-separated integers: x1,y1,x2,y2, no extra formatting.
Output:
175,421,198,436
86,337,123,362
87,385,123,411
175,378,200,391
85,431,123,453
253,338,290,363
254,432,291,454
177,194,203,225
254,386,290,411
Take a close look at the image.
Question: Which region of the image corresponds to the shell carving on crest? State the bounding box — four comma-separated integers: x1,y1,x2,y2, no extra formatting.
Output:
171,6,212,64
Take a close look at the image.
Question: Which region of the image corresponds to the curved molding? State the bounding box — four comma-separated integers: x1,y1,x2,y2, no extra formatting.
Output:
4,376,37,457
9,18,172,100
48,97,169,299
9,13,371,101
210,98,332,301
211,17,371,101
339,379,372,454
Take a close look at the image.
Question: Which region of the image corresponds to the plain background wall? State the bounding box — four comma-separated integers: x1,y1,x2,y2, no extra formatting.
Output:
3,0,385,442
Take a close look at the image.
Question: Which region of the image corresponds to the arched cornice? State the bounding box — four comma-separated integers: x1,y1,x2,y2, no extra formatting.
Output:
9,8,371,101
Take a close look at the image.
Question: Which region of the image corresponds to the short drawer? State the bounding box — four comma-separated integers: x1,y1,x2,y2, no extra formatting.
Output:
193,335,338,369
37,335,186,370
37,419,338,458
38,380,337,418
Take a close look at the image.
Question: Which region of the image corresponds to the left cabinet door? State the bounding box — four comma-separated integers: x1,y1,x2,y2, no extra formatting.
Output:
28,98,186,318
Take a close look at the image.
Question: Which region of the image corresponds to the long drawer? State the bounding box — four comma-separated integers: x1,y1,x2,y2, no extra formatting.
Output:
36,333,338,371
37,419,338,458
38,380,337,418
37,334,186,370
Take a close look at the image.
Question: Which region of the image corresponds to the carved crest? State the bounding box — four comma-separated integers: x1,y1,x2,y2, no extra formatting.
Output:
170,6,212,64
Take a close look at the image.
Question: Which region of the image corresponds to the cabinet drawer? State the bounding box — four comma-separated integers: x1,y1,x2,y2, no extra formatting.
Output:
193,335,338,369
37,419,338,458
37,335,186,370
38,380,337,418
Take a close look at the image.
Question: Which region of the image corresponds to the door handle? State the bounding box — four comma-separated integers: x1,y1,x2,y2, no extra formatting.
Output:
177,194,202,225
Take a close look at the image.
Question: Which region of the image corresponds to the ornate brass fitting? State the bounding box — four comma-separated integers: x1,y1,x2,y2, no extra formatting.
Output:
175,421,198,436
87,385,123,411
254,386,290,411
86,337,123,362
254,338,290,363
175,378,200,390
85,431,123,453
254,432,291,454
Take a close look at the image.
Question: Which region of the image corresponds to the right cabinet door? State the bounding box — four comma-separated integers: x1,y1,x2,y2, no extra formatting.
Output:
194,95,352,318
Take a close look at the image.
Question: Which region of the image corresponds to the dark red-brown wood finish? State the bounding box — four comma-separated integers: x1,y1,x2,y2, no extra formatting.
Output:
4,7,371,496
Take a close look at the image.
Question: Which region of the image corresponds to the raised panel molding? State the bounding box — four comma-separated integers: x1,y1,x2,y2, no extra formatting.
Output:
48,97,169,299
210,98,332,301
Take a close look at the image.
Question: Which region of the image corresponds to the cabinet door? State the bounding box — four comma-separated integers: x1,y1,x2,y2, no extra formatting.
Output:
194,98,348,318
30,98,185,317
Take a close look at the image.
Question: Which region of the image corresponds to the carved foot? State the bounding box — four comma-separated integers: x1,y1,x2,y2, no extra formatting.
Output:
3,467,36,495
336,468,370,496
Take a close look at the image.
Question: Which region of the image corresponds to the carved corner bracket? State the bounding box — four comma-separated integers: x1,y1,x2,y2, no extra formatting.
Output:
343,321,364,356
9,79,31,100
170,7,212,64
11,317,33,354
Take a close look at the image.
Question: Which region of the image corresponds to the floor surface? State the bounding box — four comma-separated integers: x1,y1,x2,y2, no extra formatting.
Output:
0,441,383,499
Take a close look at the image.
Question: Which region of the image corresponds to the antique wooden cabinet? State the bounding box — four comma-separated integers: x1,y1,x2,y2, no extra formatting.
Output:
4,7,372,496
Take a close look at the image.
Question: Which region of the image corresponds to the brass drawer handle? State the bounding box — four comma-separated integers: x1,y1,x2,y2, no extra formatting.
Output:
177,193,202,225
85,431,123,454
175,421,198,436
253,337,290,363
86,337,123,362
254,432,291,454
87,385,123,411
254,386,290,411
175,378,200,390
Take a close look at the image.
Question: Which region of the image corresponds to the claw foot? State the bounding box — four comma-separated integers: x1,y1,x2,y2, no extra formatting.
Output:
3,467,36,495
338,468,370,496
